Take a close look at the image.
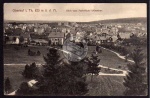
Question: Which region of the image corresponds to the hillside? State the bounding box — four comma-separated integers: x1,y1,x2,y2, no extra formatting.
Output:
4,20,71,24
4,17,147,24
77,17,147,24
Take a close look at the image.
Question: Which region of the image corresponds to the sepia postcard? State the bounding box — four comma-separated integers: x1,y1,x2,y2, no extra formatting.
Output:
3,3,148,96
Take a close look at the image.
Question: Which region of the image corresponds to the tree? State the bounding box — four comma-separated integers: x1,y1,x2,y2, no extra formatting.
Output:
117,33,122,41
48,40,51,46
16,82,35,95
19,36,24,44
4,77,12,94
42,48,60,78
13,37,16,42
36,48,88,95
22,63,40,79
4,36,10,44
123,47,147,96
96,45,102,54
28,49,31,55
84,54,101,82
37,50,41,56
22,64,30,78
61,61,88,95
35,48,63,95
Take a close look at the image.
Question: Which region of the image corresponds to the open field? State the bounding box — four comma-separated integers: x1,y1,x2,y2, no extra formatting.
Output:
85,75,125,96
4,65,30,94
87,46,130,70
4,45,48,64
4,45,131,70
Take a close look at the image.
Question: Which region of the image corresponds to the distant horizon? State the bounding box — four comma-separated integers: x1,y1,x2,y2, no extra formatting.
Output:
4,17,147,23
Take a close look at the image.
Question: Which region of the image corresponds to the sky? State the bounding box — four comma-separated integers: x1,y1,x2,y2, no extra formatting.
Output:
4,3,147,22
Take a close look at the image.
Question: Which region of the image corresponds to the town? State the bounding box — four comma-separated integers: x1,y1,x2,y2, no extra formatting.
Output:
3,19,147,47
4,2,149,96
4,18,147,96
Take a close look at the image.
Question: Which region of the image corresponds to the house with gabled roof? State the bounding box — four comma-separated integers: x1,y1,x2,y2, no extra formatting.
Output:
48,31,65,45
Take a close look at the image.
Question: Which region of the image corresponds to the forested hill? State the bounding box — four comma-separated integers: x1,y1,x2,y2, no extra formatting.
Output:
77,17,147,24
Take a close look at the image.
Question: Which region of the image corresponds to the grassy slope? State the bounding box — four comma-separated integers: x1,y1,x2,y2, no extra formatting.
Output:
4,45,66,64
4,45,48,64
4,65,30,93
85,75,125,96
4,46,130,69
4,45,134,71
87,46,130,70
4,65,125,96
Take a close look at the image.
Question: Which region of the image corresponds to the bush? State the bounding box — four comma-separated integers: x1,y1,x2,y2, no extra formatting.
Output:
28,49,37,56
37,51,41,56
22,63,40,79
14,46,20,50
28,49,41,56
4,77,12,94
16,82,35,95
118,66,122,69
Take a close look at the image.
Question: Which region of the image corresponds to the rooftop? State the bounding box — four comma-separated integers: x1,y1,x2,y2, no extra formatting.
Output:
48,32,65,38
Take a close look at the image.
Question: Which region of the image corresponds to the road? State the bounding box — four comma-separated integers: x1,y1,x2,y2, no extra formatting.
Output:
99,46,134,63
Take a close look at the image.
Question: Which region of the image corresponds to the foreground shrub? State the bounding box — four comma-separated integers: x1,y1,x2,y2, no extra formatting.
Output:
22,63,40,79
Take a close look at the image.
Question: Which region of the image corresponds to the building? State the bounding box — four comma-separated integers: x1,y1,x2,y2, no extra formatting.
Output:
20,33,31,44
5,33,20,44
48,31,65,45
96,33,113,45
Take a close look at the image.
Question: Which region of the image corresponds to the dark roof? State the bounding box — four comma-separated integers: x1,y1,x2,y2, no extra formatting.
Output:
48,32,65,38
118,28,132,32
20,33,30,38
51,25,72,29
6,28,23,36
5,32,20,36
33,39,48,43
30,34,47,39
70,29,76,35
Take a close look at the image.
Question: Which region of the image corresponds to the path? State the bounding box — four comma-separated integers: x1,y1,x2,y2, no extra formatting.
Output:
99,46,134,63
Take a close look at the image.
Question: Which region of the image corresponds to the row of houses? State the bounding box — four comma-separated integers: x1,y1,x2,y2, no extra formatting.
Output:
3,31,120,46
4,33,31,45
4,30,70,46
4,24,135,46
4,23,76,45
